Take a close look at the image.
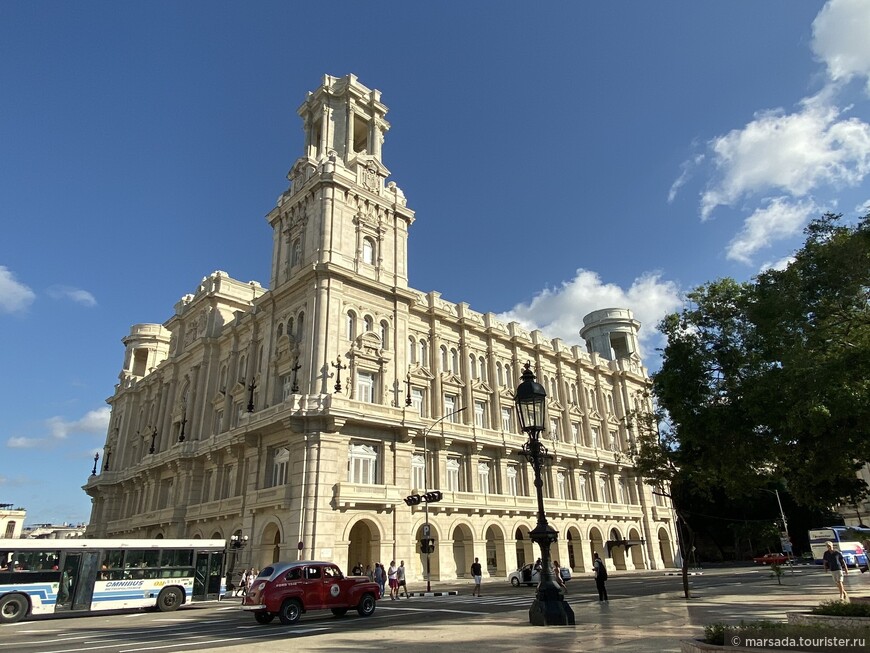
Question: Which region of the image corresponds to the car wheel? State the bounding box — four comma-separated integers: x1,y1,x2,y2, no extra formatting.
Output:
356,593,376,617
331,607,348,617
254,611,274,624
510,577,519,587
156,587,184,612
278,599,302,625
0,594,28,624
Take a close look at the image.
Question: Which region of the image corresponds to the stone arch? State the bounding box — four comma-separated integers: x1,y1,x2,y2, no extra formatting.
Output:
450,522,475,579
514,524,535,568
566,525,585,572
259,520,284,567
658,526,676,568
589,526,606,565
346,518,383,576
627,526,646,569
608,526,627,570
483,522,507,577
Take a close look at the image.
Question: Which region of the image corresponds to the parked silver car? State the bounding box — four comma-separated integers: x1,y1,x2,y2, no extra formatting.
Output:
508,563,571,587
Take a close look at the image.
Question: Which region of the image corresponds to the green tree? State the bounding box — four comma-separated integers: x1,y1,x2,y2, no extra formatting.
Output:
630,213,870,594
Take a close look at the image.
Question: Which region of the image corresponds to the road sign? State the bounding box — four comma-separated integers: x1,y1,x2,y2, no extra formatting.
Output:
422,524,431,538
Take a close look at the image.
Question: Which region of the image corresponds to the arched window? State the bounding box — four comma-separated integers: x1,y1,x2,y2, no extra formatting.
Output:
287,317,295,336
419,339,427,367
451,348,459,373
362,237,374,264
469,354,477,379
440,345,448,372
238,356,247,382
346,312,356,341
277,323,284,337
364,315,373,333
297,311,305,340
496,362,503,387
408,336,416,364
380,320,389,349
478,356,486,380
291,238,302,267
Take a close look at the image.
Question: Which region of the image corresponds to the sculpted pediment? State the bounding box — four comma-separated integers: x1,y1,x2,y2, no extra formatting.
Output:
440,372,466,388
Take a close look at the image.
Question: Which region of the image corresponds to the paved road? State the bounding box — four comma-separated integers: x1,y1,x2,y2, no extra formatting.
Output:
1,566,845,653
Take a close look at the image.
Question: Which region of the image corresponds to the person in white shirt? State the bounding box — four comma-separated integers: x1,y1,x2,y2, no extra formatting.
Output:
387,561,399,600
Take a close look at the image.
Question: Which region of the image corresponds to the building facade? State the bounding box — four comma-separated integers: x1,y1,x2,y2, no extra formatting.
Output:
0,505,26,539
85,74,678,580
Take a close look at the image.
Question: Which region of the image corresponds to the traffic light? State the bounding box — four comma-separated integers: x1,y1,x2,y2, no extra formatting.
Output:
420,538,435,554
404,494,422,506
423,490,443,503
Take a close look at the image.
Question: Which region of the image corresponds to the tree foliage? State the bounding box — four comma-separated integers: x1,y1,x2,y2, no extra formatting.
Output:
634,213,870,513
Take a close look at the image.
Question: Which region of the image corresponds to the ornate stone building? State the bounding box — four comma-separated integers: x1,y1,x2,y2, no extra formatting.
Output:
85,74,678,580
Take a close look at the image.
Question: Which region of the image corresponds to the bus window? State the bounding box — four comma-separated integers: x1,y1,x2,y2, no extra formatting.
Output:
0,551,11,571
15,549,60,571
161,549,193,567
123,549,160,570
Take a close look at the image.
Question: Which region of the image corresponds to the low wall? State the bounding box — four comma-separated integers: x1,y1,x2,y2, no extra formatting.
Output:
786,611,870,628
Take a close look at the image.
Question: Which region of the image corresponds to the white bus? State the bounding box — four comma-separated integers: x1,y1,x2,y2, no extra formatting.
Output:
0,538,226,624
808,526,870,568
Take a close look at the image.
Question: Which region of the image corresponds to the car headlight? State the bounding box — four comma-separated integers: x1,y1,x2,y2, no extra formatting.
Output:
257,582,266,591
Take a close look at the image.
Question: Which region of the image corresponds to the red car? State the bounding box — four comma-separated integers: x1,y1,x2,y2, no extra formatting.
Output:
752,553,790,565
241,561,380,625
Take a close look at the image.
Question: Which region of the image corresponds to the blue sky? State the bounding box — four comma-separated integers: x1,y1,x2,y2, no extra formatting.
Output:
2,1,869,526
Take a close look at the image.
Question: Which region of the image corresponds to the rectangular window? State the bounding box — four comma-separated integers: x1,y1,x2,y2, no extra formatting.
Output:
412,453,426,491
411,388,425,416
446,457,461,491
477,460,491,495
549,418,560,440
282,374,293,400
591,426,600,449
501,407,513,432
506,465,518,497
474,400,487,428
212,410,223,435
269,447,289,487
221,464,234,500
571,422,580,444
557,472,566,500
356,371,375,403
444,394,458,421
348,443,379,484
202,469,214,503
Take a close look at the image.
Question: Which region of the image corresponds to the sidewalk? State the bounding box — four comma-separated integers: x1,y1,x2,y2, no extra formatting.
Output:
203,567,859,652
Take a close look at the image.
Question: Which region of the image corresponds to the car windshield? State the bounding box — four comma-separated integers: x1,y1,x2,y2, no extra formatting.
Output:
258,566,274,578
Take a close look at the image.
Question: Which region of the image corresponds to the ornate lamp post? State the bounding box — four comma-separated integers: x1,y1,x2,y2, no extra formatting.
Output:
90,452,100,476
515,362,575,626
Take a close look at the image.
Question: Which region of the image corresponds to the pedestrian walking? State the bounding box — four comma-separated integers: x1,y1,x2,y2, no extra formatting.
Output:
374,562,386,598
823,541,849,601
397,560,410,598
593,552,608,602
470,557,483,596
365,563,373,581
553,559,567,593
388,560,399,600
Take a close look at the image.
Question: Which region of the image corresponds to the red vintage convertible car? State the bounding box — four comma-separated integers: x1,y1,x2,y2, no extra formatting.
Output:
752,553,790,565
241,561,380,625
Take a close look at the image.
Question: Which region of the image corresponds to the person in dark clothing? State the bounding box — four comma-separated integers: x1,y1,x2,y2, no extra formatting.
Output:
822,541,849,601
470,557,483,596
593,552,608,602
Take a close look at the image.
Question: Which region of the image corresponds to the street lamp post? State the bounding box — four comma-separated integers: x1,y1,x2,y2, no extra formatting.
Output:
229,533,249,591
420,406,466,592
90,452,100,477
515,362,575,626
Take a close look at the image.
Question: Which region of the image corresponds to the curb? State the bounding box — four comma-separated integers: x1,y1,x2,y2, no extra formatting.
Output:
408,591,460,597
663,571,704,576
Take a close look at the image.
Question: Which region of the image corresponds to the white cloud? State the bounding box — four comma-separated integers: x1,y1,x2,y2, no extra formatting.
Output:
700,102,870,220
46,407,111,440
668,154,704,203
726,197,821,264
46,285,97,307
758,255,796,273
812,0,870,91
0,266,36,314
6,407,109,450
498,269,683,361
7,437,45,449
